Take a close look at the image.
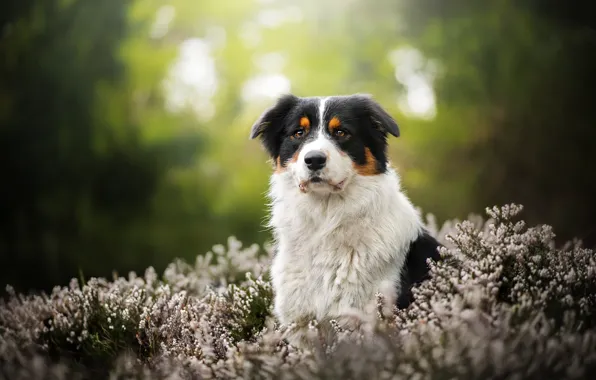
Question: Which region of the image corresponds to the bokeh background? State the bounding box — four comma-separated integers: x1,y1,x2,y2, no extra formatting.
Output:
2,0,595,293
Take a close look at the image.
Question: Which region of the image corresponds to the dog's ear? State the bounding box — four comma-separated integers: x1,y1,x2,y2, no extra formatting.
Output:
250,94,299,159
353,94,400,138
249,94,299,139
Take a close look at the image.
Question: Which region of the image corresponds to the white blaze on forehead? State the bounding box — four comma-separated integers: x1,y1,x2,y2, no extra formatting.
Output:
318,96,328,127
315,96,330,141
302,96,333,155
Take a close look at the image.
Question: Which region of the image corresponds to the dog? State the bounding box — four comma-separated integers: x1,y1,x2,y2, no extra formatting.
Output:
250,93,441,347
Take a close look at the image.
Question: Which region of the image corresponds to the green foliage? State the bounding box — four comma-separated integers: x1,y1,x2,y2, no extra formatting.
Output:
40,281,147,369
222,274,274,343
0,0,175,291
393,0,596,242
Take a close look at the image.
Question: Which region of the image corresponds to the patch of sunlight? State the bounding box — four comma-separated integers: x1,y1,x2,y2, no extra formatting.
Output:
399,76,436,119
240,3,302,48
253,52,287,73
241,74,292,103
205,26,227,50
150,5,176,39
388,47,438,120
163,38,217,122
242,49,290,105
257,6,303,29
239,22,262,48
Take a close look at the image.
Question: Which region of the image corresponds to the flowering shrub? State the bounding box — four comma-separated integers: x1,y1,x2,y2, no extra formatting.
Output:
1,205,596,379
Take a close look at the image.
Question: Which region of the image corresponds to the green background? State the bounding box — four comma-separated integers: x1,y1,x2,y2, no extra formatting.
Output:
1,0,595,292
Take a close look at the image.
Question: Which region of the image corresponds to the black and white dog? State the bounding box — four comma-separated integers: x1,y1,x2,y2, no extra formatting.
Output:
250,94,440,346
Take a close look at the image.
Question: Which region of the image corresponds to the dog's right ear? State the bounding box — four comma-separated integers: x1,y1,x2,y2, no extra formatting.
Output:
250,94,299,159
249,94,299,140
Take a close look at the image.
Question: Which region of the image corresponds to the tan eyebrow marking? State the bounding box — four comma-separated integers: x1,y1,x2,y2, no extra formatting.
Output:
329,116,341,131
299,116,310,128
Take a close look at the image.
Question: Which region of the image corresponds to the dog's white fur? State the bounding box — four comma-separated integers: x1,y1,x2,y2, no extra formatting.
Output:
267,98,425,347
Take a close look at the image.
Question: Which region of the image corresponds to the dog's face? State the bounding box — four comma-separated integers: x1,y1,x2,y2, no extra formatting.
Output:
250,94,400,194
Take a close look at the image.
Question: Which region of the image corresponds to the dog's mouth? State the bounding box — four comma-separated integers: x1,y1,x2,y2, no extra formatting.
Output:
333,179,347,190
299,177,347,193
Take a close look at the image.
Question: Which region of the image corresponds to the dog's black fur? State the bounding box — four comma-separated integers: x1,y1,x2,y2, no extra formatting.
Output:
397,232,442,308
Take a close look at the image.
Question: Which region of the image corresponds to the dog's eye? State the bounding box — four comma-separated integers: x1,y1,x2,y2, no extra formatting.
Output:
293,129,305,138
333,129,349,138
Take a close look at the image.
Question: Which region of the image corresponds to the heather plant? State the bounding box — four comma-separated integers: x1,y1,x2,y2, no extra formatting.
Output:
1,204,596,379
162,236,272,296
397,204,596,334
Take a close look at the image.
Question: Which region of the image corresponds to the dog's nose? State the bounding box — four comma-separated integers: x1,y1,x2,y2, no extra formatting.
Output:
304,150,327,171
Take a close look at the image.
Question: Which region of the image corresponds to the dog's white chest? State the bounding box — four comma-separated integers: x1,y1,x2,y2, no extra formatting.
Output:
271,226,399,323
267,170,422,328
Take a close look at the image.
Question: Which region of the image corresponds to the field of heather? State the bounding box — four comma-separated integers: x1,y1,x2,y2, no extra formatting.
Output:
2,204,595,379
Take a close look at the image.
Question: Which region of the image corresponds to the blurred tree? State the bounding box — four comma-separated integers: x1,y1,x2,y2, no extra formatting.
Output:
0,0,178,292
392,0,596,246
0,0,270,292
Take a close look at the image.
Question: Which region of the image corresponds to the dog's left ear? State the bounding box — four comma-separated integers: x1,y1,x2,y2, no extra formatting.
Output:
354,94,400,138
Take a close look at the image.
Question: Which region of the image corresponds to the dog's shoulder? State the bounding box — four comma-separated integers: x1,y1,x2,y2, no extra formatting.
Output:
396,230,442,309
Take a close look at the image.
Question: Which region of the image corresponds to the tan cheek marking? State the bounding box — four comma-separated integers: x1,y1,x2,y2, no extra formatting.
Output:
275,150,301,173
353,147,380,176
275,156,285,173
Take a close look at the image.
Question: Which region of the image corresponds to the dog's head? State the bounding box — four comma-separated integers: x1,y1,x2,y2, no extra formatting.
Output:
250,94,399,194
